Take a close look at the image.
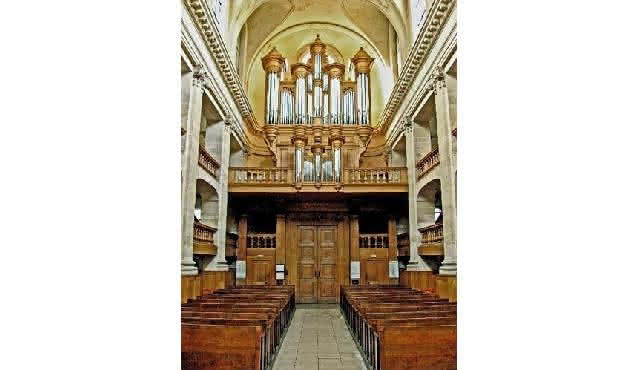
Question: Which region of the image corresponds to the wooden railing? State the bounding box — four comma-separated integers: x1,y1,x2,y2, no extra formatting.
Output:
193,221,217,243
247,233,277,248
416,148,440,179
344,167,408,184
229,167,290,184
359,233,389,248
419,223,443,244
198,145,220,179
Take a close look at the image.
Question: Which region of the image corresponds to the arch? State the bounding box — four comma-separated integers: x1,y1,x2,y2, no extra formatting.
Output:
196,179,219,228
417,179,441,228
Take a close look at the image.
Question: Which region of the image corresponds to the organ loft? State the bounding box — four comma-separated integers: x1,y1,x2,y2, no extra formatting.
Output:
181,1,457,369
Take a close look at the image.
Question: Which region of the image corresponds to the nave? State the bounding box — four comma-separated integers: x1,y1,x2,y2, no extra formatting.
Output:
181,285,456,370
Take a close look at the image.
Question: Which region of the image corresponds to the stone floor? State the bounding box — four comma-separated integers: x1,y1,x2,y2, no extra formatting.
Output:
272,304,367,370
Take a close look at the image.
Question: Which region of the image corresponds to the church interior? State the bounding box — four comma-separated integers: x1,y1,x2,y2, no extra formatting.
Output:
181,1,457,368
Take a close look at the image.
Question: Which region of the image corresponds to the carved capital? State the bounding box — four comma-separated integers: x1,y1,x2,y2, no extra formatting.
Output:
192,66,207,90
431,65,446,90
403,116,414,134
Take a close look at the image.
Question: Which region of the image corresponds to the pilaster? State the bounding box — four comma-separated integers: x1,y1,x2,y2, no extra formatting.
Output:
433,67,457,276
181,67,206,276
206,119,231,272
404,116,430,271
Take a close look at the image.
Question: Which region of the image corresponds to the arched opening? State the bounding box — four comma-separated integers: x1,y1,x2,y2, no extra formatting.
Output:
417,179,442,228
196,179,219,228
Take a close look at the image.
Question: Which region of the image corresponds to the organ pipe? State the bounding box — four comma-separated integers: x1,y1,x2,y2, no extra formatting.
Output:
351,47,374,125
325,63,344,125
261,48,284,125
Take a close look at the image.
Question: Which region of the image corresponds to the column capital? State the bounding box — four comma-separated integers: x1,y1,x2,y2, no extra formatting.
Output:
431,65,446,90
402,116,414,133
192,66,207,90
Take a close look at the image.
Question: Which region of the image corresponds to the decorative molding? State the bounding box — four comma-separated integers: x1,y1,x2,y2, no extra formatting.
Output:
182,0,263,133
374,0,455,134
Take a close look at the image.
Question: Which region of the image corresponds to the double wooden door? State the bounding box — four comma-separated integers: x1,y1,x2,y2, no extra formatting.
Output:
297,225,338,303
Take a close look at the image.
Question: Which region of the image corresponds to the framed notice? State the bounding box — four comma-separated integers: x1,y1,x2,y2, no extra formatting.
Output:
276,272,285,280
389,261,399,278
350,261,360,279
236,261,246,279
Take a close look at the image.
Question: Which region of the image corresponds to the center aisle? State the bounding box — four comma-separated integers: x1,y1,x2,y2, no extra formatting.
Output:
272,305,367,370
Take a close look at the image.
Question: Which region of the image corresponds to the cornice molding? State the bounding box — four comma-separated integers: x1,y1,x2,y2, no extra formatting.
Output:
374,0,455,135
183,0,262,134
385,27,457,151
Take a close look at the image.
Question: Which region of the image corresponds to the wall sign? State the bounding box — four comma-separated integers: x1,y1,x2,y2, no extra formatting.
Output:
389,261,399,278
350,261,360,280
236,260,246,279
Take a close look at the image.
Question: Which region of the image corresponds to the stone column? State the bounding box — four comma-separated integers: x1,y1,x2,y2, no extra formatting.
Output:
433,67,457,276
181,67,206,276
404,116,430,272
207,119,232,271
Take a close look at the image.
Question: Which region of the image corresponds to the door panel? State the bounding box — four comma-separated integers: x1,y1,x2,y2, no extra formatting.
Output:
297,226,317,303
296,225,339,303
317,226,338,303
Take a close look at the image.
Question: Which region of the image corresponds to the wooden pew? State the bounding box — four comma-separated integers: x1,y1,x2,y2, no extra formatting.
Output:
340,285,457,370
182,285,296,370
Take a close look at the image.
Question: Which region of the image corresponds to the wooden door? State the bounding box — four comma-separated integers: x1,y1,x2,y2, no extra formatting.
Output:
364,257,389,285
297,225,339,303
247,254,275,286
317,226,338,303
297,226,317,303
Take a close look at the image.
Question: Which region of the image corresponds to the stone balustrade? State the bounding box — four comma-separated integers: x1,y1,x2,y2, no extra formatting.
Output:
419,223,443,244
416,148,440,179
198,145,220,179
229,167,290,184
344,167,408,184
193,221,216,243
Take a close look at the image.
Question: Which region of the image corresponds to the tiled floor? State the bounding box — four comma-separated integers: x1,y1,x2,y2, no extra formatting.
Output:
272,304,367,370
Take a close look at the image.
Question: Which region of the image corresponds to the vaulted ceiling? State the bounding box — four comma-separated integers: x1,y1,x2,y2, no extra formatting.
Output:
226,0,413,127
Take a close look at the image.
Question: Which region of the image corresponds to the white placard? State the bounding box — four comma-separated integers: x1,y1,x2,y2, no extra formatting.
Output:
236,261,246,279
350,261,360,279
275,264,285,272
276,272,285,280
389,261,399,278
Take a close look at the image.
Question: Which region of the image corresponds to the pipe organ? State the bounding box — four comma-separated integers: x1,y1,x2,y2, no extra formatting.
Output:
261,35,374,126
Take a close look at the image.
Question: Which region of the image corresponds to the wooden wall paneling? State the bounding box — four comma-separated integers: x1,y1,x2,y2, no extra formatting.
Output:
350,215,360,262
286,219,298,290
275,215,286,265
336,219,344,299
342,217,351,288
388,216,398,285
237,214,248,285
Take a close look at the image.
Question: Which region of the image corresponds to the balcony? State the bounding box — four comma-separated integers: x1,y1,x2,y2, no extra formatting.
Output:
198,145,220,179
359,233,389,248
416,148,439,180
193,221,217,255
228,167,408,193
418,223,444,256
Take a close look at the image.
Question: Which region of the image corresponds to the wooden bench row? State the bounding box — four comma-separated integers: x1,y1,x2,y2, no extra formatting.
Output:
340,285,457,370
182,285,295,370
